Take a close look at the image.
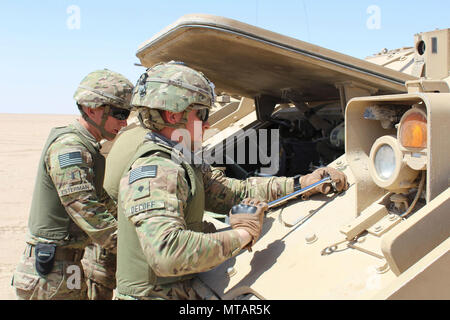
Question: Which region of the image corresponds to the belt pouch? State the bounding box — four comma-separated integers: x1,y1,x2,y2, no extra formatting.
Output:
35,243,57,276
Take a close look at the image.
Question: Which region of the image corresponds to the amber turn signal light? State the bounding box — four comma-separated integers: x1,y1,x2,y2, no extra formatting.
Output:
399,109,427,149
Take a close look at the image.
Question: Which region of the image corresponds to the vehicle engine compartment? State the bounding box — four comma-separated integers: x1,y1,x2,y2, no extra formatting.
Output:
206,100,345,180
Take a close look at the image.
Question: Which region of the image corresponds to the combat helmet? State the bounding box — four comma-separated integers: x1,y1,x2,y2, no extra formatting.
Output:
131,61,216,131
74,69,134,140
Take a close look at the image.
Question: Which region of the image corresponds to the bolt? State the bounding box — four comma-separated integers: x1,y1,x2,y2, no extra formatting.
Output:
305,233,318,244
375,225,383,232
357,236,366,243
227,267,236,277
388,214,397,221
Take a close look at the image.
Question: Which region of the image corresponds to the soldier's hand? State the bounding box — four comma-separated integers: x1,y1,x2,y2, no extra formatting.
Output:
202,221,217,234
229,198,268,251
300,166,348,199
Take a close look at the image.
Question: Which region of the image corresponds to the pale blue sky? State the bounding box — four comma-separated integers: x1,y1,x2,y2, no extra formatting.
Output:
1,0,448,114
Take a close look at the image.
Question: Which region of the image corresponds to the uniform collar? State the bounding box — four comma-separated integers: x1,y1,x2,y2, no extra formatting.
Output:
71,119,102,150
145,131,178,149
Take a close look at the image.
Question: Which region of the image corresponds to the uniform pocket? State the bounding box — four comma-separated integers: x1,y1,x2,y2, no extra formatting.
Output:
11,271,40,291
13,261,65,299
44,261,66,299
35,243,56,276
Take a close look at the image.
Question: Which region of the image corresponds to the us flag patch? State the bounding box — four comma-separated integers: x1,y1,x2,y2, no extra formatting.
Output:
129,165,157,184
58,151,83,168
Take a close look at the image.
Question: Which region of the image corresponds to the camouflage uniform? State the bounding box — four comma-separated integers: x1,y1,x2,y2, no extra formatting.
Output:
81,189,118,300
12,69,133,300
82,125,149,300
114,62,295,300
81,242,117,300
115,132,294,300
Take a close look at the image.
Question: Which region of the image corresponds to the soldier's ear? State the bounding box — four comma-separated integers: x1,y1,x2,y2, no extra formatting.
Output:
161,110,183,124
83,106,104,122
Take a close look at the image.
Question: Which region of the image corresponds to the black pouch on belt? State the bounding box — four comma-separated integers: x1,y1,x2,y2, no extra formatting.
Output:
35,243,56,277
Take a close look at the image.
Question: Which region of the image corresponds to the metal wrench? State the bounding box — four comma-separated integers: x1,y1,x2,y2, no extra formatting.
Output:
268,176,333,210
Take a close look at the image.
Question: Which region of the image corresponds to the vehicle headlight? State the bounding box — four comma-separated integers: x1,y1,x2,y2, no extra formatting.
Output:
374,144,396,180
369,135,419,192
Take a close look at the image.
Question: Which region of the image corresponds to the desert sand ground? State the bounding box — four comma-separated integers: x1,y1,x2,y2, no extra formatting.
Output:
0,113,78,300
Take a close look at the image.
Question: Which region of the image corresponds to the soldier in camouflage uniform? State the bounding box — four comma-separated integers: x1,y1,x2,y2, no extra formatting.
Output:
81,242,117,300
11,69,133,300
113,61,348,300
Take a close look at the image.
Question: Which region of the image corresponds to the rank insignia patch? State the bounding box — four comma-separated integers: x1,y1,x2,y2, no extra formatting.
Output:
132,181,150,200
129,165,158,184
58,151,83,168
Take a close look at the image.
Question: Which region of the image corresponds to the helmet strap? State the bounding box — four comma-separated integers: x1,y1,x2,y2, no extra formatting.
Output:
140,108,190,131
78,104,116,141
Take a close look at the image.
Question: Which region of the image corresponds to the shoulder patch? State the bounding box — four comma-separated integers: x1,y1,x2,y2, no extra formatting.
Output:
132,181,150,201
129,165,157,184
58,151,83,169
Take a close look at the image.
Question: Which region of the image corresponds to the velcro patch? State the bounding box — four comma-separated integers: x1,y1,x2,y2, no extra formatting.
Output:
126,200,165,217
132,181,150,201
129,165,157,184
69,170,82,184
59,151,83,169
58,183,93,196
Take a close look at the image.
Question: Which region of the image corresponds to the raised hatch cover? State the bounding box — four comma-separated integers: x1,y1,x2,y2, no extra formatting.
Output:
137,14,417,102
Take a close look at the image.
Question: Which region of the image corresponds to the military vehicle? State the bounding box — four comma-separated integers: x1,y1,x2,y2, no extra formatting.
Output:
131,14,449,299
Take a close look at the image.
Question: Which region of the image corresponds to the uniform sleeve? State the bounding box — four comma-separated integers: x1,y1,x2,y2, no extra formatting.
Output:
202,166,295,215
98,188,118,218
120,156,242,278
45,135,117,250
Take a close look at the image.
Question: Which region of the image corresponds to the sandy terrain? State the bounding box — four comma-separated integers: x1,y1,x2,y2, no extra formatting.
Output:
0,113,78,300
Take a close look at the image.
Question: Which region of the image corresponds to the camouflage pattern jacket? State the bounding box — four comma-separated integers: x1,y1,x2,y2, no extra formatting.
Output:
116,132,294,299
27,120,117,250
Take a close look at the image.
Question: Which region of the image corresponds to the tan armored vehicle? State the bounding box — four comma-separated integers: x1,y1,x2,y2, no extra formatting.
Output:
133,14,449,299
